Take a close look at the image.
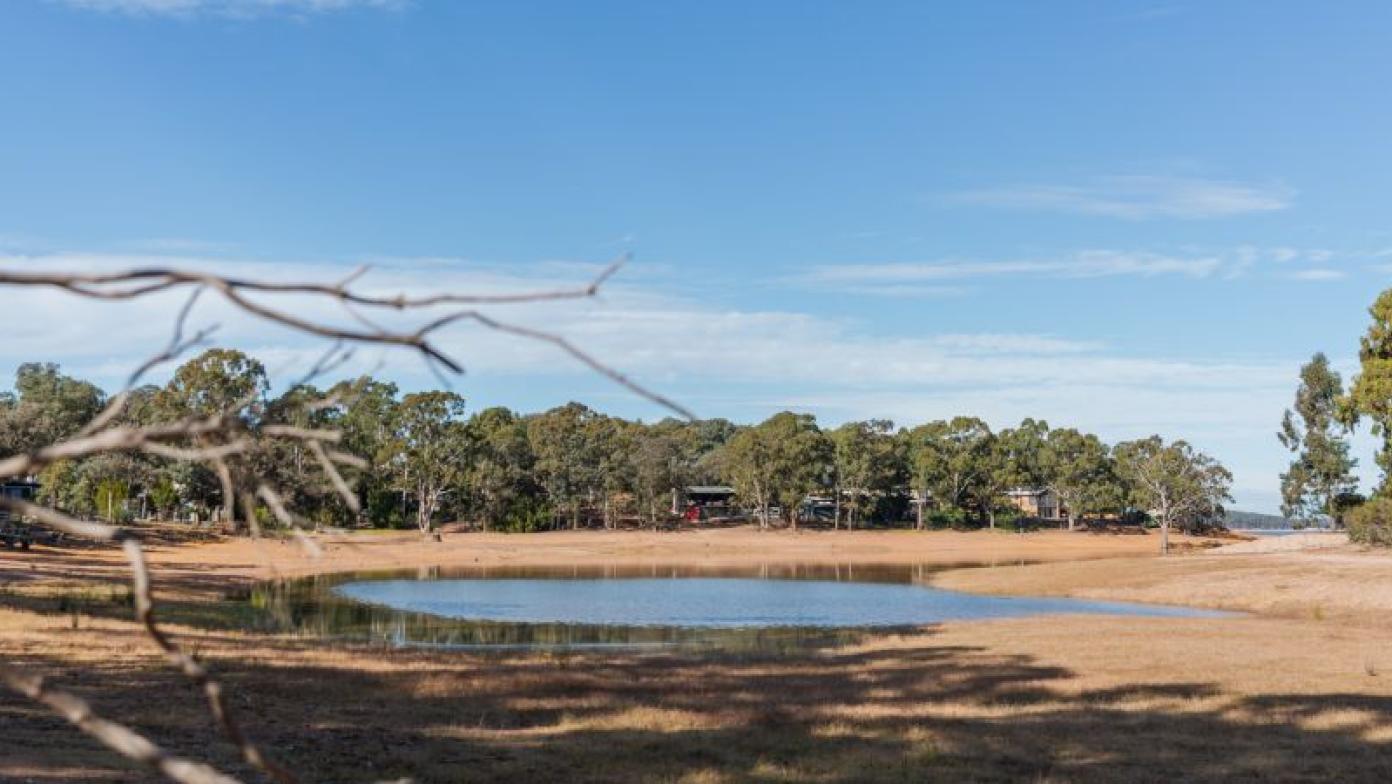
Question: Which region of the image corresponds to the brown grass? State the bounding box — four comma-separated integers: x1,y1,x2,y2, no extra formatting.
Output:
4,527,1392,782
932,542,1392,626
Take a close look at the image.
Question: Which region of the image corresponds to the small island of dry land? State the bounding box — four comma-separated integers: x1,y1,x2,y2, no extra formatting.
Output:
3,527,1391,783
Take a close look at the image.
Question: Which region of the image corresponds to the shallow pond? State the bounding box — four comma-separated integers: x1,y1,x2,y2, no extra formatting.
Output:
244,563,1230,653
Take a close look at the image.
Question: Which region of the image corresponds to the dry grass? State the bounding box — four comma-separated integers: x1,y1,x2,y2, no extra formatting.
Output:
933,542,1392,626
3,528,1392,782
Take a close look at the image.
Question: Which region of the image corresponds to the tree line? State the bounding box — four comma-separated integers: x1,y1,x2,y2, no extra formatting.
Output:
0,348,1232,544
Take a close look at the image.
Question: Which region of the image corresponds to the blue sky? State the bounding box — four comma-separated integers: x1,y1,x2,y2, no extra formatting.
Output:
2,0,1390,512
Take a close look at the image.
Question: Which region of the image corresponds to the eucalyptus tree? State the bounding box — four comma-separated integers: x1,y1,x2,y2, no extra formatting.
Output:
390,391,471,534
829,419,902,529
905,417,994,525
1349,289,1392,495
629,426,687,526
977,419,1049,529
719,411,832,529
466,406,537,531
1041,427,1115,530
0,363,107,511
1278,353,1358,525
527,402,604,529
0,362,106,457
588,413,633,529
1114,436,1232,554
681,417,740,484
325,378,403,525
157,349,269,418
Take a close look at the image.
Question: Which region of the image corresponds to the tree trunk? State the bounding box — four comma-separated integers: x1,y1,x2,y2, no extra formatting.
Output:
987,506,996,530
1068,512,1077,532
1160,515,1170,555
833,489,841,531
915,499,924,531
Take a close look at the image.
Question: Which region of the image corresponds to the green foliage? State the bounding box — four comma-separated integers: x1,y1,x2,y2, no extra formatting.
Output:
1346,497,1392,546
0,363,105,457
1114,437,1232,551
1041,427,1119,525
496,495,554,533
830,419,904,528
94,478,130,523
0,347,1248,539
1279,353,1358,524
391,391,471,532
720,411,832,528
1349,289,1392,493
467,406,538,530
903,417,994,525
148,475,180,518
158,349,269,417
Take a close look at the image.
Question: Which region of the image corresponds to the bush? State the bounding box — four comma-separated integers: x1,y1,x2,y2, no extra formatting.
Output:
1347,497,1392,546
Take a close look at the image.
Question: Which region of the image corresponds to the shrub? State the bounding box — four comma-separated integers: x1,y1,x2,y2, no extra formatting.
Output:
1346,497,1392,546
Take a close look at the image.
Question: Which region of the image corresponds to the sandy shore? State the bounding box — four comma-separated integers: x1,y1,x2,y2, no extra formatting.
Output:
0,525,1225,598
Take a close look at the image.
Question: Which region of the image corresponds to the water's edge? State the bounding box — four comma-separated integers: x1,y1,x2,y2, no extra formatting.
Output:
240,562,1234,654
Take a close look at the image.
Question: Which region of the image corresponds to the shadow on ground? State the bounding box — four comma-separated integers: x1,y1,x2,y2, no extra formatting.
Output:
4,615,1392,783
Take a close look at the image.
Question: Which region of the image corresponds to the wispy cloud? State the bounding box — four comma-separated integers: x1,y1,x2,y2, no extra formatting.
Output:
802,251,1224,287
56,0,405,18
950,175,1294,219
799,247,1351,292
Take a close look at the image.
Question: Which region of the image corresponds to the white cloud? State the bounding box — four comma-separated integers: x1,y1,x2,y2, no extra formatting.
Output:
950,175,1294,219
799,247,1354,291
802,251,1223,287
0,251,1332,513
55,0,404,18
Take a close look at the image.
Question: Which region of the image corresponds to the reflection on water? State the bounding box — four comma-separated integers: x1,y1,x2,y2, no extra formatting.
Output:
242,562,1227,653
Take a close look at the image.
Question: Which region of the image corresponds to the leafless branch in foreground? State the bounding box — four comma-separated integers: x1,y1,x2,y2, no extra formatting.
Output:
1,259,678,783
124,541,299,784
0,667,244,784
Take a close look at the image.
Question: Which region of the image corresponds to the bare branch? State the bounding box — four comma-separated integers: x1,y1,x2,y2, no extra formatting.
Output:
307,440,360,513
0,497,123,541
255,485,323,558
123,542,299,784
0,667,244,784
0,255,691,420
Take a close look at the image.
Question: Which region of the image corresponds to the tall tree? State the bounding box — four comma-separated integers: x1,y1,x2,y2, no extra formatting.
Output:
629,427,686,527
1115,437,1232,554
1041,428,1115,530
527,403,604,529
1278,353,1358,525
979,419,1050,529
326,378,402,526
389,391,471,534
466,406,536,531
719,412,831,529
906,417,993,526
1349,289,1392,495
0,362,106,457
158,349,268,418
829,419,902,529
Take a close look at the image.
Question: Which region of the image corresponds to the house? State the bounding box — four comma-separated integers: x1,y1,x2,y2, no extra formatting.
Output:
671,485,738,522
1004,487,1064,521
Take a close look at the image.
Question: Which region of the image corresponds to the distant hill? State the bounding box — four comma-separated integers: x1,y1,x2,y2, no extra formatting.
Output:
1224,509,1326,530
